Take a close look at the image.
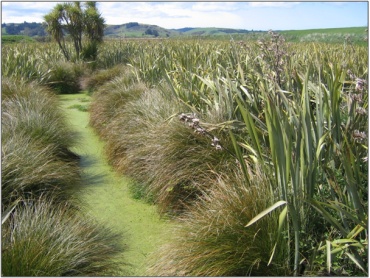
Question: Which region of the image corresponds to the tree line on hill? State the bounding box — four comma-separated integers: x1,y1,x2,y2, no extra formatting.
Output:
2,22,47,37
2,21,162,38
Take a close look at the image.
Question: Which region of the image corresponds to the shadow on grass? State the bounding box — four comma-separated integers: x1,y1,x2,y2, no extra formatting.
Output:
78,154,109,188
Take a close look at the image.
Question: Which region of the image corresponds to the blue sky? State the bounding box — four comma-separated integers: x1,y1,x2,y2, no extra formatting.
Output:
1,1,368,30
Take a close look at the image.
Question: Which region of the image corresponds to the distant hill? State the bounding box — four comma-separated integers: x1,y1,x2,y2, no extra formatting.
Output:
104,22,180,38
1,21,367,45
2,22,46,37
172,27,256,36
1,21,259,39
104,23,260,38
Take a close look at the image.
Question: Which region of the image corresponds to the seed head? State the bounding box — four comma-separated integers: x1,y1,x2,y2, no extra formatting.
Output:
347,69,356,80
351,93,363,103
212,136,220,145
355,107,367,115
179,113,187,121
355,78,366,92
353,130,367,141
195,127,206,135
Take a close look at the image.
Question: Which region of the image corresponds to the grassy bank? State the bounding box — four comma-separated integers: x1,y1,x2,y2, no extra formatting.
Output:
59,93,173,276
2,79,123,276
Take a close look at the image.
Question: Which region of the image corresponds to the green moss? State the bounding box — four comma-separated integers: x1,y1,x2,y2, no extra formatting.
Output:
59,93,173,276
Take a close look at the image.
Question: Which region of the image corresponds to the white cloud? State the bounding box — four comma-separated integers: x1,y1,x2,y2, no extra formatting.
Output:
1,1,367,30
191,2,238,12
96,2,243,28
2,2,61,23
248,2,300,8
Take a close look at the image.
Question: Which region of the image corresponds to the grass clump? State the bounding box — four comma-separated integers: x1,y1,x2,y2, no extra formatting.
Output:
1,134,80,208
101,86,237,214
2,77,79,160
2,197,124,276
46,61,84,94
68,103,89,112
83,64,131,93
89,77,146,138
147,169,289,276
2,77,81,208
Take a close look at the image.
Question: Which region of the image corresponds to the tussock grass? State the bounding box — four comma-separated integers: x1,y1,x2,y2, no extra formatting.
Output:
68,103,89,112
147,169,289,276
89,78,146,138
101,86,237,214
2,197,124,276
2,77,79,160
46,61,84,94
2,78,81,208
1,133,80,208
84,64,131,93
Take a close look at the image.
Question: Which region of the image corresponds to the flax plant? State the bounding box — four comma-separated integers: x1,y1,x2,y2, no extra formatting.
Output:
235,53,367,275
88,36,367,275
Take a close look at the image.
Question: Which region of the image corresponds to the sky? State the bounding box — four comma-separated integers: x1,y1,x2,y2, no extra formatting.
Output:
1,1,368,31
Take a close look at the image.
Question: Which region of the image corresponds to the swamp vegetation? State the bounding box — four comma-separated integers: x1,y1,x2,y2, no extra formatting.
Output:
1,30,368,276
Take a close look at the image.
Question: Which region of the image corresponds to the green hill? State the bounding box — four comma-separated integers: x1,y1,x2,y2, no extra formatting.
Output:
173,27,253,36
279,26,367,45
104,22,180,38
1,21,367,45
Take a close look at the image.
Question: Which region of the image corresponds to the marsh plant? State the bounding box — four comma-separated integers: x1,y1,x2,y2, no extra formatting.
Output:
147,170,289,276
1,133,80,209
96,84,237,214
2,78,82,210
89,78,146,138
46,61,84,94
2,78,79,160
2,197,124,276
83,64,130,93
86,36,367,275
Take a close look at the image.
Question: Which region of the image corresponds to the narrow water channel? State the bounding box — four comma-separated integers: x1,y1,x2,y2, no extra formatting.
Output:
59,93,171,276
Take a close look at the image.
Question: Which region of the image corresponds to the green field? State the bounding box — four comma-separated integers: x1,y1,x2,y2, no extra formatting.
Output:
1,34,36,44
279,26,367,45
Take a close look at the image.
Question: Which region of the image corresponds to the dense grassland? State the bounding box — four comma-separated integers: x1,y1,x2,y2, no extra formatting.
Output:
2,31,368,276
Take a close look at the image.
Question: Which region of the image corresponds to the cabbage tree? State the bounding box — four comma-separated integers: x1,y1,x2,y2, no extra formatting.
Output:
44,1,105,61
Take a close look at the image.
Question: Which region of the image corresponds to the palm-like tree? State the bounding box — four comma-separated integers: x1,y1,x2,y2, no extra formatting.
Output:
84,2,105,43
43,1,105,61
44,4,70,61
